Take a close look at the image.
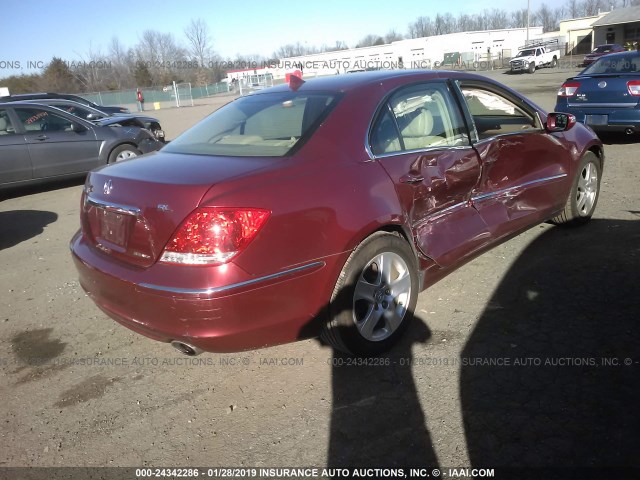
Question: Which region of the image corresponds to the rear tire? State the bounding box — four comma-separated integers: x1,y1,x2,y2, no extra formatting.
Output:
551,57,558,68
321,232,418,356
108,145,141,164
552,152,601,225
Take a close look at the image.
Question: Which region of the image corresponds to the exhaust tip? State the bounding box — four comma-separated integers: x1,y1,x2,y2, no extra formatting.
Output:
625,128,635,135
171,340,204,356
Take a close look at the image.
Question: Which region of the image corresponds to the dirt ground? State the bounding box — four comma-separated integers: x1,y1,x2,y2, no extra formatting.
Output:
1,67,639,479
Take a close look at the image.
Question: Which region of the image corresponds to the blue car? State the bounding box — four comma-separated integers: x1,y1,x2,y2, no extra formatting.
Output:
555,51,640,134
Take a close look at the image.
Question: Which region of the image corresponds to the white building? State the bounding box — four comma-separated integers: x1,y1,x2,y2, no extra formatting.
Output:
260,27,545,80
223,27,554,84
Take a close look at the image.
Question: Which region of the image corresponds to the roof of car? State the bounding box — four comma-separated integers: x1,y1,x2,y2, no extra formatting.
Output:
262,69,485,94
592,50,640,59
0,92,86,102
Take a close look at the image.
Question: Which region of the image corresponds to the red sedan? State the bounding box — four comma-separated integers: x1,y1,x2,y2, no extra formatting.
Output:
583,43,625,66
71,71,603,356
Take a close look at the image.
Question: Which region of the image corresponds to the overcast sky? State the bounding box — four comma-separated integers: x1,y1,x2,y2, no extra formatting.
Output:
1,0,541,78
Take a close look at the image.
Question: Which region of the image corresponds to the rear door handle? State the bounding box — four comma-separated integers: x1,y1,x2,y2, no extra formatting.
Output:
36,134,49,141
400,173,424,184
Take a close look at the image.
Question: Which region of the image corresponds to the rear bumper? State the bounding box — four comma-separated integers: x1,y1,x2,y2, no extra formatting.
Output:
71,231,346,353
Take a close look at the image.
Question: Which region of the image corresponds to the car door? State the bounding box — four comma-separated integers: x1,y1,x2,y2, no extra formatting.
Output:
455,80,571,239
368,80,490,267
0,108,33,184
13,106,101,178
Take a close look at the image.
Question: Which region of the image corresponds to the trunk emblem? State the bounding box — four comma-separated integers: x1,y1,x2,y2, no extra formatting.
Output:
103,179,113,195
598,81,607,88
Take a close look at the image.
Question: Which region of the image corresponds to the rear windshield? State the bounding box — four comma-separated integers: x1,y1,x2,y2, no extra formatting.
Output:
582,54,640,75
164,91,338,157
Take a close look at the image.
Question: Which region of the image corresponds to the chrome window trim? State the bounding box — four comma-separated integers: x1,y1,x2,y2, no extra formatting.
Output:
370,144,475,160
471,127,546,143
139,261,325,296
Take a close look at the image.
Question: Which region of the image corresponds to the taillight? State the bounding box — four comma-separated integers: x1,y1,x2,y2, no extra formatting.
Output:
160,207,270,265
627,80,640,96
558,81,581,97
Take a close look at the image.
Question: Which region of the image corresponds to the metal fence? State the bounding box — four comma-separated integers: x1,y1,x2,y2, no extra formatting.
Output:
83,81,229,110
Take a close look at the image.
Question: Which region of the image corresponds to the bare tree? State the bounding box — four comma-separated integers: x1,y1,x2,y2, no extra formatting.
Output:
582,0,606,15
457,13,480,32
408,16,435,38
384,29,404,43
434,13,457,34
72,44,111,92
134,30,187,85
356,34,386,47
274,42,318,59
485,9,509,29
184,18,213,67
107,37,135,89
534,3,564,32
510,9,529,28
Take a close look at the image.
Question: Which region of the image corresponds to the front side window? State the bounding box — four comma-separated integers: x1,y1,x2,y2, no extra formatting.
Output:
164,92,338,157
461,86,539,139
14,107,74,133
369,82,469,156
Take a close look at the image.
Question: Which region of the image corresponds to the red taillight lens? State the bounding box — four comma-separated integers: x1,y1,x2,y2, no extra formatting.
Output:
627,80,640,96
558,81,581,97
160,207,270,265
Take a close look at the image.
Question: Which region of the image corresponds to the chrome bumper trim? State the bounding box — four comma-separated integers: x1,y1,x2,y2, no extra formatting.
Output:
138,261,325,296
86,196,141,216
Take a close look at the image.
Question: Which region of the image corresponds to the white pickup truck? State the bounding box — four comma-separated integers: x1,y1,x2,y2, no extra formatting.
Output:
509,46,560,73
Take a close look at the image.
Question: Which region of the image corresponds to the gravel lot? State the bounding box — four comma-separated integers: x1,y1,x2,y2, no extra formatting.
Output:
1,67,639,478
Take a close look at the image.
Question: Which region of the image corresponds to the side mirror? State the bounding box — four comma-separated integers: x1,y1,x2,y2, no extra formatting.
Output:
71,122,87,133
86,113,99,120
546,112,576,132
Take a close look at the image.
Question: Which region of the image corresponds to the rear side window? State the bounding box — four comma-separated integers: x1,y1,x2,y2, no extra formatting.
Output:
369,82,469,156
164,92,338,157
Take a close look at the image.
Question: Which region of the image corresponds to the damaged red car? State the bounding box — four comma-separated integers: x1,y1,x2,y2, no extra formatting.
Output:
71,71,603,356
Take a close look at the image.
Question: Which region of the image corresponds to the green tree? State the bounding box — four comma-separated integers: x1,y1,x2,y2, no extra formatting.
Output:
0,73,42,94
41,57,78,92
134,61,153,87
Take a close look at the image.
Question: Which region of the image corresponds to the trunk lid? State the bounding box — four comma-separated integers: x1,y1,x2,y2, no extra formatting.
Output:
568,75,640,108
81,151,278,267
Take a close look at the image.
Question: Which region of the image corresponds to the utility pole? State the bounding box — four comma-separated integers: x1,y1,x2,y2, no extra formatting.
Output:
526,0,530,43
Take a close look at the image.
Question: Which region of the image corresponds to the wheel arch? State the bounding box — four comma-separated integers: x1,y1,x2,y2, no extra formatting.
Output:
588,144,604,168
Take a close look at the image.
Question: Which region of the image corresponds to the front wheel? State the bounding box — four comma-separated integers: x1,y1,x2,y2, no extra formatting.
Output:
322,232,418,356
108,144,141,163
528,62,536,74
552,152,601,225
